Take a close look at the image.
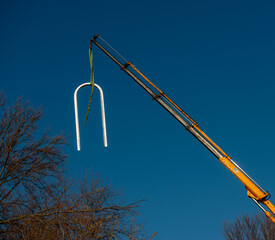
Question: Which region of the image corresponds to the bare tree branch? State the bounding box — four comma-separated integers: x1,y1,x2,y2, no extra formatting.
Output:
0,94,156,240
223,213,275,240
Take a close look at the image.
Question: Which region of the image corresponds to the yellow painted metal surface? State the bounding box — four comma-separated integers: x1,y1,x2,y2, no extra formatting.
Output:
128,60,275,223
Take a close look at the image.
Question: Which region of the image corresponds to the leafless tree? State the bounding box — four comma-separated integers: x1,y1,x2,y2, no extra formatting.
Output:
223,213,275,240
0,93,156,239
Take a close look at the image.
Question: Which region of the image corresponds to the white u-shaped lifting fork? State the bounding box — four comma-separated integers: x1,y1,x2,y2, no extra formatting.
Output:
74,83,107,151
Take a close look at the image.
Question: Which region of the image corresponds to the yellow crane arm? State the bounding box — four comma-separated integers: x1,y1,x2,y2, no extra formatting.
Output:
90,35,275,224
129,62,275,223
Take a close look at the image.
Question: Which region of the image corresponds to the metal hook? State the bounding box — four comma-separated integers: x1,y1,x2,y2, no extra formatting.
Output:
74,83,107,151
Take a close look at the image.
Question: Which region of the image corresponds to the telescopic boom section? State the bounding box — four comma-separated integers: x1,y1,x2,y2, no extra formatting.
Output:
90,35,275,224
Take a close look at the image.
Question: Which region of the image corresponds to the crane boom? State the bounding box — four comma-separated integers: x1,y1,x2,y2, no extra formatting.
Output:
90,35,275,224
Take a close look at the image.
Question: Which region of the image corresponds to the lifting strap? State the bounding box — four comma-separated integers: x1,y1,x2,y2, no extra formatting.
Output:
84,47,95,126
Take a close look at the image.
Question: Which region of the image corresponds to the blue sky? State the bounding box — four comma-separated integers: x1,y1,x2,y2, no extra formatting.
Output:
1,0,275,239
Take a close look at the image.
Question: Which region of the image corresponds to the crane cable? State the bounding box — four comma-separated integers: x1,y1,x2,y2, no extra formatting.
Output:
98,35,128,63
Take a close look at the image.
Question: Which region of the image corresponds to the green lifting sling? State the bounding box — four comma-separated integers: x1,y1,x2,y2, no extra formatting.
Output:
84,47,95,126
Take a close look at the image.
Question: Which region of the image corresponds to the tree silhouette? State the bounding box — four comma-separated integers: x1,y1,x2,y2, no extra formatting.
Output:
223,213,275,240
0,93,156,239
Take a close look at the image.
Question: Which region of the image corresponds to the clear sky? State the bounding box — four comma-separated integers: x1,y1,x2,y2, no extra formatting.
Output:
1,0,275,239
